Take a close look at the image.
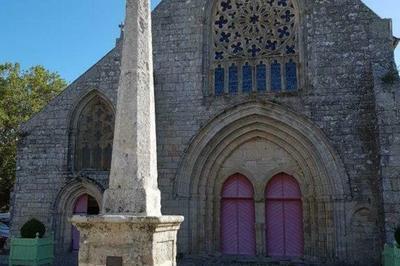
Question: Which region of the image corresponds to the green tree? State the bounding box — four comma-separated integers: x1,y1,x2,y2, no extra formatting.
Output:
0,63,67,212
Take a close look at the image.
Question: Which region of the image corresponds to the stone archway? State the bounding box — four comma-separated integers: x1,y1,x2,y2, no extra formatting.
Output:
53,177,104,255
71,194,100,251
173,101,351,262
67,89,115,174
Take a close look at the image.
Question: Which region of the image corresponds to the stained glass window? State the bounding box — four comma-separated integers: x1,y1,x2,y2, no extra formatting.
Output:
229,64,239,94
213,0,297,60
271,61,282,92
242,63,252,93
211,0,299,94
76,96,114,171
286,59,297,91
215,65,225,95
256,62,267,92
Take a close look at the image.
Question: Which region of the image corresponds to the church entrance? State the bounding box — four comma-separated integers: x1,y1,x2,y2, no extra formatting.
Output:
265,173,304,257
220,172,304,258
71,194,99,251
221,174,256,255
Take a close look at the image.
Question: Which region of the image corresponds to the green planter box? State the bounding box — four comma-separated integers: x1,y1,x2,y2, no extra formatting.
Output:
9,233,54,266
383,244,400,266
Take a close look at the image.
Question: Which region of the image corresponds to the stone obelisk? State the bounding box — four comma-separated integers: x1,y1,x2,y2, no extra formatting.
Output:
102,0,161,217
71,0,183,265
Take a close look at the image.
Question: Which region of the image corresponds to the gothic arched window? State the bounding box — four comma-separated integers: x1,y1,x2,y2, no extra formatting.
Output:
211,0,299,95
75,96,115,171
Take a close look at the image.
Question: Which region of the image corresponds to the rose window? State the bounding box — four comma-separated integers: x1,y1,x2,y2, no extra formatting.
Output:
211,0,299,95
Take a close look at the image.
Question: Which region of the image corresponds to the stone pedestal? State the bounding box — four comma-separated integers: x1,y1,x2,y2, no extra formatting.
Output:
71,215,184,266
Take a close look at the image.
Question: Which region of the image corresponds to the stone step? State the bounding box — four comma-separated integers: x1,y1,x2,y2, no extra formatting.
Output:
178,256,320,266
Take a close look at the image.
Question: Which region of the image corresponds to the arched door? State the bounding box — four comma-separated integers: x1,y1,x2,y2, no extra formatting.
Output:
71,194,99,251
265,173,303,257
221,174,256,255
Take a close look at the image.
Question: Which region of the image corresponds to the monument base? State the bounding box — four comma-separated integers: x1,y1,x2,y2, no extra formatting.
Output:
71,215,184,266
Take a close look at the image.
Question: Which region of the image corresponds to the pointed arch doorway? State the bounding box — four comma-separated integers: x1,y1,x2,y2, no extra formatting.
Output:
265,173,304,257
220,173,256,255
71,194,100,251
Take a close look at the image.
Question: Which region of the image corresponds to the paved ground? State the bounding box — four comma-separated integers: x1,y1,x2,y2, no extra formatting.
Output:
55,252,78,266
0,253,331,266
0,255,7,266
178,255,318,266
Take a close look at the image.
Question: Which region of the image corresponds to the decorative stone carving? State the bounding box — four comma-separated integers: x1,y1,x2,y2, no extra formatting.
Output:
213,0,297,60
210,0,300,94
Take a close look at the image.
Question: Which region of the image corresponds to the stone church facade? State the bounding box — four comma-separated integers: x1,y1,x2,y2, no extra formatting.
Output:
9,0,400,265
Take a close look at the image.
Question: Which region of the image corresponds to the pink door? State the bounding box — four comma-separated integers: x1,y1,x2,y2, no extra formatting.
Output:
72,194,88,251
221,174,256,255
265,173,303,257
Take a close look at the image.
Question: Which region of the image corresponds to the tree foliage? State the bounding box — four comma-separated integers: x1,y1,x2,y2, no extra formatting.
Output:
0,63,67,212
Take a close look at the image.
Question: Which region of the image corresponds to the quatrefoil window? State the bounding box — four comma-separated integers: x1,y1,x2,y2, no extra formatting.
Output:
211,0,299,95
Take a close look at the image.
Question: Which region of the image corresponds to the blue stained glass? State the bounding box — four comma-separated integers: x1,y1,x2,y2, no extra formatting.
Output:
215,66,225,95
256,63,266,92
229,64,238,94
221,0,232,11
242,63,252,93
271,61,282,92
286,60,297,91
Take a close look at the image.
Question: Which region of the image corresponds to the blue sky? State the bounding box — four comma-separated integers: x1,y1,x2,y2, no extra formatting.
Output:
0,0,399,83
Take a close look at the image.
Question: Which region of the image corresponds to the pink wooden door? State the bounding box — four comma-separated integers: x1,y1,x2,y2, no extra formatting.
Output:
221,174,256,255
72,194,88,251
265,173,303,257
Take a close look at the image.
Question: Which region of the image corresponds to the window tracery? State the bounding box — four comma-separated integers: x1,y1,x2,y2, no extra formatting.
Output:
211,0,299,95
75,96,114,171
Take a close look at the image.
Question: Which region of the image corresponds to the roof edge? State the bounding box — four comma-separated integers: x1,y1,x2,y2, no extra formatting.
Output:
394,36,400,49
21,44,121,132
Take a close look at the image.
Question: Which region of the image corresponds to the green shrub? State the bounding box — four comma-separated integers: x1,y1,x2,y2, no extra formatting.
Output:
20,218,46,238
395,226,400,248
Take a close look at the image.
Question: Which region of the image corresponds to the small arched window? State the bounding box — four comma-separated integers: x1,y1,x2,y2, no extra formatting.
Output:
211,0,299,95
75,95,115,171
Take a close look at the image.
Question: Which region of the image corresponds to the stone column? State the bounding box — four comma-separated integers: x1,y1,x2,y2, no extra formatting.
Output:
71,0,183,265
102,0,161,217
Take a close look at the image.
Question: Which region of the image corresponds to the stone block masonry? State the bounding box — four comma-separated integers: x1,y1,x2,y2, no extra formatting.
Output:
9,0,400,265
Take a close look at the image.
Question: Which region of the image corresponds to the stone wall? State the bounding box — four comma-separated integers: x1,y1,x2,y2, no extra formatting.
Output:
10,41,122,255
9,0,399,264
152,0,397,264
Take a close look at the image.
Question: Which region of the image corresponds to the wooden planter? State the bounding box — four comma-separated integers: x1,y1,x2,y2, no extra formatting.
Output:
383,244,400,266
9,233,54,266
